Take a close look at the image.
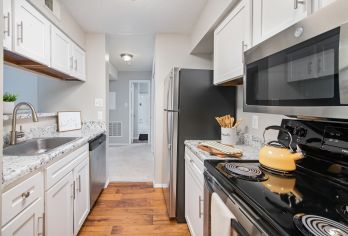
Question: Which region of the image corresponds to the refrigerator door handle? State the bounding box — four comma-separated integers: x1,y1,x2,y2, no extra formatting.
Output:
164,109,179,112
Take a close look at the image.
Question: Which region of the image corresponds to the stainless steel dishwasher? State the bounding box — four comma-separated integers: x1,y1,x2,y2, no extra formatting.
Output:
89,134,106,208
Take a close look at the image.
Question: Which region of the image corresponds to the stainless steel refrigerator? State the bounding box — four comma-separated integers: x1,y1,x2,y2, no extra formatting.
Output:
163,67,236,222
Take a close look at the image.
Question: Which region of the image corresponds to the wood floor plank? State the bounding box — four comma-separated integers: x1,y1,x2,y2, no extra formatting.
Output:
78,182,190,236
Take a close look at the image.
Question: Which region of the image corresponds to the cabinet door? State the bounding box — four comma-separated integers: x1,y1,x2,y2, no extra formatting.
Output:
185,157,204,236
71,44,86,81
74,158,90,235
51,25,73,75
1,198,44,236
14,0,50,65
3,0,12,50
253,0,308,45
46,172,74,236
214,0,251,85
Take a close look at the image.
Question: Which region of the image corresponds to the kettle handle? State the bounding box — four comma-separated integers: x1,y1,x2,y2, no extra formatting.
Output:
263,126,294,152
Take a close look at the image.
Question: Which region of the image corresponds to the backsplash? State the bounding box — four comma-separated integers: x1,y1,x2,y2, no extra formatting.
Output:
3,120,106,145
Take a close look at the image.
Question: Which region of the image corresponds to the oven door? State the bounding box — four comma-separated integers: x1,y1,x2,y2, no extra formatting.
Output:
203,171,267,236
244,1,348,119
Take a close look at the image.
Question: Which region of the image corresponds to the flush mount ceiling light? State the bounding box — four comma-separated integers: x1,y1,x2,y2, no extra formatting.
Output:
120,53,134,64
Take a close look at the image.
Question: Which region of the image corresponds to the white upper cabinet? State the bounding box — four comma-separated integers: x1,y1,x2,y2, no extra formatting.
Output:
3,0,12,50
71,44,86,81
73,158,90,235
51,25,73,75
252,0,309,46
214,0,252,85
14,0,51,66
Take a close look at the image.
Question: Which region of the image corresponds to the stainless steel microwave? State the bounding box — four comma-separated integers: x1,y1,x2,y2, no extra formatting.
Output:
244,0,348,119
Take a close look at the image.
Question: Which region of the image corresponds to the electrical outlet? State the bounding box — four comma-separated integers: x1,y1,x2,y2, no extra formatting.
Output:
97,111,103,121
252,115,259,129
95,98,103,107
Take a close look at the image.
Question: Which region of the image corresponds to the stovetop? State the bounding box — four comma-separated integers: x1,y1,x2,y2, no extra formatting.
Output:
205,159,348,236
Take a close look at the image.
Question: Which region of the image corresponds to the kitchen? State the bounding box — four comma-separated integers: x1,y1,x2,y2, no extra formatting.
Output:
0,0,347,236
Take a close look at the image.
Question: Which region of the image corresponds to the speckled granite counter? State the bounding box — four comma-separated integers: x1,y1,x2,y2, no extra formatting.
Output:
3,122,106,188
184,140,260,162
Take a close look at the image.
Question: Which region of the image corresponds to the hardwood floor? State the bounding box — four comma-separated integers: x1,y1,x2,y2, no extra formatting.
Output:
78,182,191,236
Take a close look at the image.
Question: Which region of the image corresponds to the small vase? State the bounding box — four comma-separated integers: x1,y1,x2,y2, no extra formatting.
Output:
3,101,15,114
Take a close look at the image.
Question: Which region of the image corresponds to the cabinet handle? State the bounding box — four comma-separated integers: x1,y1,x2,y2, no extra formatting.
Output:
199,196,204,218
21,191,30,199
4,12,10,37
74,59,78,71
37,214,45,236
294,0,305,9
78,175,81,193
17,21,23,44
72,181,76,199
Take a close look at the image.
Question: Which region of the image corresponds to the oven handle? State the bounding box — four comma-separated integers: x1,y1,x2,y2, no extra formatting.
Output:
231,219,249,236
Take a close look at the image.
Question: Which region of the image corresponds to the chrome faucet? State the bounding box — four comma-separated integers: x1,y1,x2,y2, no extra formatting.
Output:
10,102,39,145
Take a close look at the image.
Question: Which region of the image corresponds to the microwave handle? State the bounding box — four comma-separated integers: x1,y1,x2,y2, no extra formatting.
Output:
231,219,249,236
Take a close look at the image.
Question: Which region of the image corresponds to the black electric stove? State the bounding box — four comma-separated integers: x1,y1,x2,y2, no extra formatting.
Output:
204,119,348,236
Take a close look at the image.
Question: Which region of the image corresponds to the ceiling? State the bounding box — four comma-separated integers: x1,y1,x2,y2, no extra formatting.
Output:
60,0,208,72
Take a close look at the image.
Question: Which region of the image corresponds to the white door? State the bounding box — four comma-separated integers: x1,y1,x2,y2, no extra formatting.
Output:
3,0,12,50
312,0,336,11
1,199,44,236
253,0,308,45
45,172,74,236
14,0,50,65
214,0,251,85
71,44,86,81
51,25,73,75
74,158,90,235
185,159,204,236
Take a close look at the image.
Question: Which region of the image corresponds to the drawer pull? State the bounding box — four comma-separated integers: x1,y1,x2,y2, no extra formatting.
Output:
21,191,30,199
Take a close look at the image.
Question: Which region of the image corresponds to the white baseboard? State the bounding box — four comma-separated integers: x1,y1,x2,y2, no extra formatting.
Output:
104,179,110,188
153,183,168,188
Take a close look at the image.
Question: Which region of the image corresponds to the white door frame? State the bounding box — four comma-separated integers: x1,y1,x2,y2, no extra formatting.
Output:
128,80,151,144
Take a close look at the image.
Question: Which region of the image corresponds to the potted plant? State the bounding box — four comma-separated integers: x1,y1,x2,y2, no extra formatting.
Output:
3,93,17,114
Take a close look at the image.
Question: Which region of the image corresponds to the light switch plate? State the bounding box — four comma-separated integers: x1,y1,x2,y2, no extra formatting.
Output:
252,115,259,129
95,98,103,107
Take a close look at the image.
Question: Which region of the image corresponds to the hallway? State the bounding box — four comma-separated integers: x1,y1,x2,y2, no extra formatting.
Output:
108,144,154,182
78,182,190,236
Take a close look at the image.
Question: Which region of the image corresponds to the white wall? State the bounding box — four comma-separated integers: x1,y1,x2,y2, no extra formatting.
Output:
38,34,107,122
4,65,39,109
109,71,151,144
30,0,85,48
153,34,213,185
190,0,238,53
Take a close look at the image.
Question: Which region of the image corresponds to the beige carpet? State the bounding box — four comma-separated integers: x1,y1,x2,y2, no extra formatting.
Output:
108,143,154,182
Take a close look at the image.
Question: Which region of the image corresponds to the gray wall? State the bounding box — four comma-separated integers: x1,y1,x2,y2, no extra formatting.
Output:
4,65,40,110
109,71,151,144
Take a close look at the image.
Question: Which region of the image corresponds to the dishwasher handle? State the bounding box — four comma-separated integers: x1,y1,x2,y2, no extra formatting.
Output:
89,134,106,151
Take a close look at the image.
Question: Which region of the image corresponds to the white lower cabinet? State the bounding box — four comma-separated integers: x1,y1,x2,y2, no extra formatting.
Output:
45,144,90,236
46,171,75,236
185,148,204,236
1,198,44,236
74,158,90,235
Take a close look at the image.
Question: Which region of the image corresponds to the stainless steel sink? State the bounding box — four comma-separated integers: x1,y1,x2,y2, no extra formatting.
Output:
3,137,79,156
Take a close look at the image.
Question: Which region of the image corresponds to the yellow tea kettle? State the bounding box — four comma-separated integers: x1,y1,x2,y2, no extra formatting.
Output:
259,126,303,173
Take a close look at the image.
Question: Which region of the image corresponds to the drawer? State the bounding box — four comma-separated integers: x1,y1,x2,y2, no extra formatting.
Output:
2,171,44,226
185,147,204,172
45,144,88,190
185,149,204,186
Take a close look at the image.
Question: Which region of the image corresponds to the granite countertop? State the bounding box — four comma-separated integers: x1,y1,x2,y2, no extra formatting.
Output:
3,122,106,188
184,140,260,163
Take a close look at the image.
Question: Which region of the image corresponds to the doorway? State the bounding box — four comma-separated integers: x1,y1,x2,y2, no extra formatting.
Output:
129,80,151,144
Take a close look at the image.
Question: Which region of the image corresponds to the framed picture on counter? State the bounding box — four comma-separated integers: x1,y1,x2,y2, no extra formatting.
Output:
57,111,82,132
